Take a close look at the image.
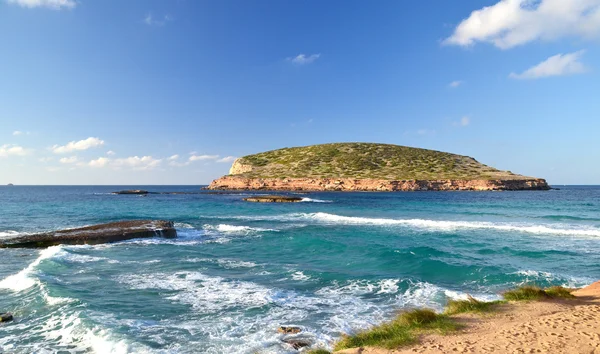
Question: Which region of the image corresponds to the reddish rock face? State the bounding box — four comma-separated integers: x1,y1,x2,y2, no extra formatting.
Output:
208,176,550,191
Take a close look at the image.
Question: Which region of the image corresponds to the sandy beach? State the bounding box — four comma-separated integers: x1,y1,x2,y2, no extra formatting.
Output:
338,282,600,354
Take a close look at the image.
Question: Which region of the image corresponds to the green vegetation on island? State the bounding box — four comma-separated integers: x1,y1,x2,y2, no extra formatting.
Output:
230,143,531,180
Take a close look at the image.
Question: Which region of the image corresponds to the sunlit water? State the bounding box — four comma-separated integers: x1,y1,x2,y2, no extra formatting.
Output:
1,185,599,353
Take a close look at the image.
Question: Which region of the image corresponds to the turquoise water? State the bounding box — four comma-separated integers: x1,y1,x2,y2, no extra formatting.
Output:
1,186,600,353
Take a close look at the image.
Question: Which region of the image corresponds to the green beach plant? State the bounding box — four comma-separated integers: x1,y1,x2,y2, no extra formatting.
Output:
503,285,575,301
444,295,505,315
333,309,458,351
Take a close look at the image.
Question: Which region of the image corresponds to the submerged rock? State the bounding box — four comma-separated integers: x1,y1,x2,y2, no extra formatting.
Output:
243,195,302,203
0,220,176,248
278,326,302,334
0,313,13,322
281,337,312,350
112,190,149,195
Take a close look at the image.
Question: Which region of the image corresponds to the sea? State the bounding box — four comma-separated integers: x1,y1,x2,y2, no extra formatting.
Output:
1,185,599,353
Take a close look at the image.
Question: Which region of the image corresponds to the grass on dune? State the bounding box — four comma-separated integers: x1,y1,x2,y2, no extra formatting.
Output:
305,350,333,354
503,285,575,301
333,309,459,351
444,295,505,315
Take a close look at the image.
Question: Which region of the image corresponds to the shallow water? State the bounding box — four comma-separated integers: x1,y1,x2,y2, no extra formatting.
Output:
1,185,599,353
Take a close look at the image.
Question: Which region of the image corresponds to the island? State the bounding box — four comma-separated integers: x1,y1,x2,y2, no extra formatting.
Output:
208,143,550,191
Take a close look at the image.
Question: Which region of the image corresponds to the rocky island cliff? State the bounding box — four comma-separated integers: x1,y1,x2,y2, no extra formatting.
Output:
208,143,550,191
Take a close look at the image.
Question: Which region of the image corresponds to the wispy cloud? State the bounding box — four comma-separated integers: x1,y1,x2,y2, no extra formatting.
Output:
189,154,219,162
89,157,110,168
444,0,600,49
448,80,464,88
144,13,173,26
113,156,162,170
88,156,162,170
106,150,116,156
453,116,471,127
217,156,237,163
52,137,105,154
7,0,76,9
0,144,31,157
287,54,321,65
59,156,78,164
12,130,30,136
510,51,587,80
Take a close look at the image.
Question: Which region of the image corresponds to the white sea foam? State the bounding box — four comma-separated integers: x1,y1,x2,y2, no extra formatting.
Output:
63,253,108,263
317,279,402,298
211,212,600,238
174,222,194,229
512,269,595,288
118,272,273,312
204,224,278,234
291,271,311,281
299,212,600,238
300,198,332,203
0,230,20,238
186,258,258,269
0,246,63,292
37,311,144,354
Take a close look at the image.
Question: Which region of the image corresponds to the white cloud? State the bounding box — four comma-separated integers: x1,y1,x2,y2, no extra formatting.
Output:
510,50,587,79
144,13,172,26
12,131,27,136
217,156,237,163
7,0,76,9
52,137,105,154
287,54,321,65
448,80,464,88
89,157,110,168
113,156,162,170
445,0,600,49
59,156,78,164
168,154,179,160
0,144,30,157
453,116,471,127
106,150,116,156
189,154,219,162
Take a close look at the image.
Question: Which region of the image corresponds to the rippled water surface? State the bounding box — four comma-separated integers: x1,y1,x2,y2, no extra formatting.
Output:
1,185,599,353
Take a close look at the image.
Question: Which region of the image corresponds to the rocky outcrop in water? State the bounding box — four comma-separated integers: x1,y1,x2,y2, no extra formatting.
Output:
0,313,13,322
0,220,176,248
208,176,550,192
112,190,149,195
243,196,303,203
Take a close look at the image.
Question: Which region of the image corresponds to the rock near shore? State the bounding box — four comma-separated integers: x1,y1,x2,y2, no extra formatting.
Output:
0,220,176,248
208,176,550,192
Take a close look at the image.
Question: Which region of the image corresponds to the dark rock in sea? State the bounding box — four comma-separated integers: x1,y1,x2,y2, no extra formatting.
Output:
243,195,303,203
281,337,312,350
112,190,149,195
278,326,302,334
7,183,14,186
0,313,13,322
0,220,176,248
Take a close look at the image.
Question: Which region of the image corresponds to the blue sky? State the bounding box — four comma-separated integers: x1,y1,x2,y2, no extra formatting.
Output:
1,0,599,185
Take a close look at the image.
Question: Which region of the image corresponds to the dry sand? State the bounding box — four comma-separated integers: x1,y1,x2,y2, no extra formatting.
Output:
337,281,600,354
